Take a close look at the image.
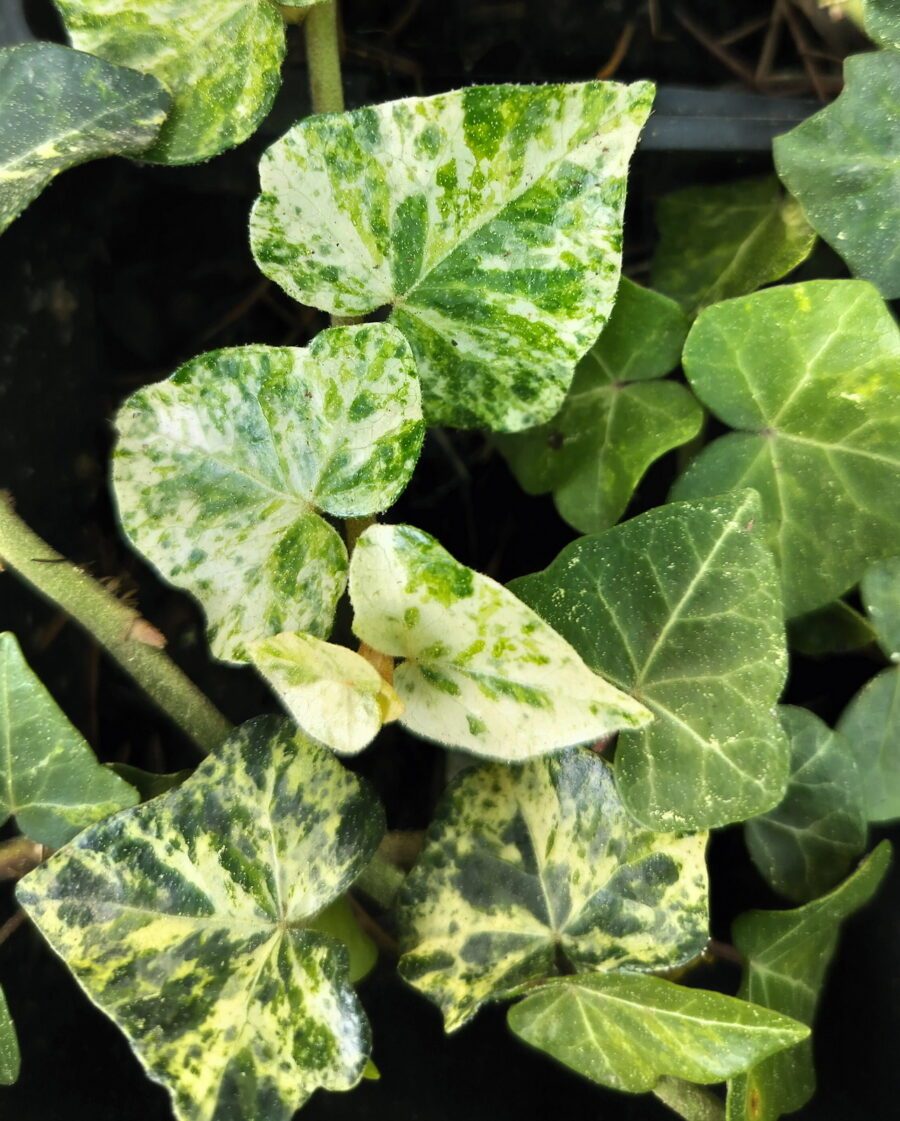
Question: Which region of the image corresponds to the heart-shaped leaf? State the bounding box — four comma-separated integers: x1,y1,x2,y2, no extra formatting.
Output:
726,842,891,1121
651,175,816,316
0,632,137,848
512,491,789,831
671,281,900,618
250,80,654,431
861,555,900,660
397,748,708,1031
0,42,168,234
349,524,651,760
775,52,900,298
509,973,808,1094
0,986,19,1086
745,707,866,903
54,0,285,165
248,632,402,756
497,278,701,533
837,667,900,822
113,325,423,661
17,716,385,1121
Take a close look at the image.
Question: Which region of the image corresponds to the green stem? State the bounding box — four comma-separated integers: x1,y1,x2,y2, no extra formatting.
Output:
304,1,345,116
356,842,407,910
653,1078,726,1121
0,492,231,754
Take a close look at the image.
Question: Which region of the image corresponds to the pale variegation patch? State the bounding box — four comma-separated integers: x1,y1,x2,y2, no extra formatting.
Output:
397,749,708,1031
18,717,385,1121
348,524,651,759
0,632,137,848
248,632,402,756
112,325,423,662
250,80,654,431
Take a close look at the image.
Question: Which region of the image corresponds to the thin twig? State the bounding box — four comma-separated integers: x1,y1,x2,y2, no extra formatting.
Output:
0,911,27,948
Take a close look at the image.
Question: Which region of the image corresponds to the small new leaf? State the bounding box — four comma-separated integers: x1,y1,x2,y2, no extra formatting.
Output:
0,632,137,848
113,325,423,661
17,716,385,1121
397,748,708,1031
837,667,900,822
250,81,654,431
0,986,19,1086
509,973,808,1094
861,555,900,660
349,524,651,760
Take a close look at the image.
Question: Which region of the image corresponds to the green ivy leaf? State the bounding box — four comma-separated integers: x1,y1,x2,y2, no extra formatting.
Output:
745,707,866,903
247,632,403,756
726,842,891,1121
0,986,19,1086
496,278,700,533
671,281,900,618
0,632,137,848
0,42,168,234
650,176,816,317
512,491,789,831
106,762,191,801
54,0,285,165
307,898,377,985
348,524,651,760
787,600,876,657
837,667,900,822
775,52,900,298
250,81,654,431
865,0,900,48
861,555,900,660
508,973,808,1094
397,748,708,1031
113,325,423,661
17,716,385,1121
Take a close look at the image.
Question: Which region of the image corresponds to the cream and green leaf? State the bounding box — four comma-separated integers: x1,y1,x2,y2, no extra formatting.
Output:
248,632,402,756
397,748,708,1031
0,986,19,1086
54,0,286,165
113,325,423,661
0,42,168,234
744,707,866,904
726,842,891,1121
672,281,900,618
512,491,790,831
650,175,816,317
17,716,385,1121
250,80,654,431
508,973,808,1094
861,555,900,661
497,278,701,533
349,524,651,760
0,632,137,849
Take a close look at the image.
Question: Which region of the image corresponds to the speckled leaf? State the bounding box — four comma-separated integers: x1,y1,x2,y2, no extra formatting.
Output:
0,42,168,234
247,632,402,756
512,492,790,831
17,716,385,1121
497,278,701,533
787,600,876,657
745,707,866,903
837,667,900,822
397,748,708,1031
651,176,816,317
0,986,19,1086
672,281,900,618
54,0,285,165
250,80,654,431
0,632,137,848
861,555,900,660
113,325,423,661
726,842,891,1121
349,524,651,760
775,53,900,298
865,0,900,48
509,973,808,1094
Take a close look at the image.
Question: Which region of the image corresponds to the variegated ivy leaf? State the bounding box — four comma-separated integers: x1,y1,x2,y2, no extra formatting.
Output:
837,666,900,822
250,80,654,432
0,42,168,234
512,491,790,831
726,842,891,1121
497,278,700,534
248,632,403,756
17,716,385,1121
508,973,808,1094
861,555,900,661
113,325,423,661
348,524,651,760
0,986,19,1086
54,0,286,165
397,748,708,1031
672,281,900,618
0,632,138,848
